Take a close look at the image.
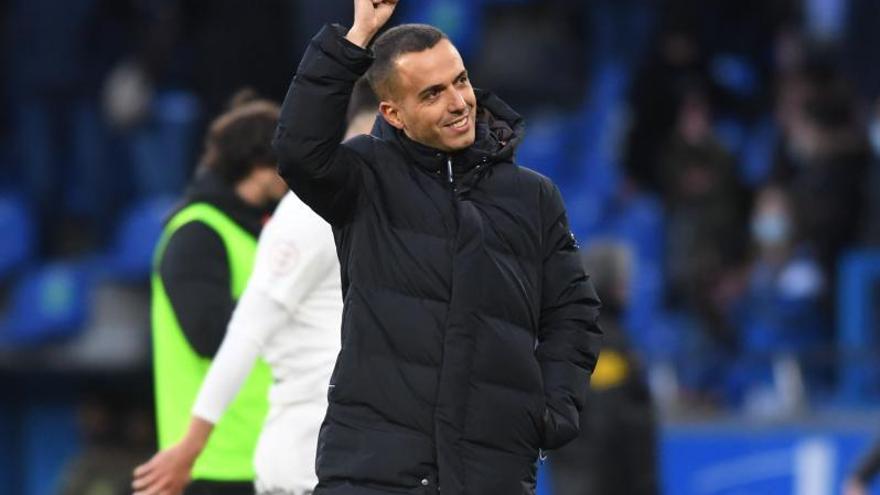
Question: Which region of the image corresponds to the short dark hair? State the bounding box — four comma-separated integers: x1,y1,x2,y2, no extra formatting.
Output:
366,23,448,100
199,89,280,185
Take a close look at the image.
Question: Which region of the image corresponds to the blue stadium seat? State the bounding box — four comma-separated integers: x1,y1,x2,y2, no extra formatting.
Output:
568,61,631,203
130,91,201,198
562,187,608,241
568,192,666,355
517,112,579,183
399,0,482,59
20,402,81,495
0,260,93,346
710,54,760,99
581,194,665,352
837,249,880,403
0,193,35,280
739,116,778,187
606,194,665,264
101,195,175,281
713,117,747,156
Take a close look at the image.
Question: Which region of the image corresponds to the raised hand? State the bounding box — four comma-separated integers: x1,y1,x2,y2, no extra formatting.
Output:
347,0,399,48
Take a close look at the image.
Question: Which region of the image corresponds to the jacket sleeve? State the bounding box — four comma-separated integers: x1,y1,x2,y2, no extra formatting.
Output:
536,182,602,450
159,222,234,358
272,24,374,226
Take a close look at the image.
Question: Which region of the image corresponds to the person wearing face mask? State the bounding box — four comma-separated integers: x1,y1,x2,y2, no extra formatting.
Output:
146,89,289,495
727,185,827,415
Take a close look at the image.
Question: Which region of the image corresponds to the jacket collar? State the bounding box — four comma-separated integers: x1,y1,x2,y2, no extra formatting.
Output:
372,89,524,178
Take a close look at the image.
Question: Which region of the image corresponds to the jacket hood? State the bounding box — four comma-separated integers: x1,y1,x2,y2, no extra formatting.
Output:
371,89,525,176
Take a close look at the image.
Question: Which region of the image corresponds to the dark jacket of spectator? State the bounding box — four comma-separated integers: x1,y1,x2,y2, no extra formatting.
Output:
550,312,657,495
661,134,749,340
550,242,657,495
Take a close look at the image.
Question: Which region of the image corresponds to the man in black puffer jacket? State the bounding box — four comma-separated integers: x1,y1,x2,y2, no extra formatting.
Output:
272,1,602,494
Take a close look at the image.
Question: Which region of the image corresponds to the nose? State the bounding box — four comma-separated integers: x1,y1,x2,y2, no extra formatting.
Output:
447,88,467,113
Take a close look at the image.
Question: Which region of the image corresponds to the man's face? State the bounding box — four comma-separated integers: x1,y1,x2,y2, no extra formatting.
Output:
381,39,477,152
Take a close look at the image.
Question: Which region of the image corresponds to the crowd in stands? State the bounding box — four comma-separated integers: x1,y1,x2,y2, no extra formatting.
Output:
2,0,880,429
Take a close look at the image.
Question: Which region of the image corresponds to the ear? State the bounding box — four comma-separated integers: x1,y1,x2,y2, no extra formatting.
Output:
379,101,405,130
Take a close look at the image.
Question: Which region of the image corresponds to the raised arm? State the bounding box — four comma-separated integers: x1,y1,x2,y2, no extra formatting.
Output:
535,182,603,450
272,0,397,225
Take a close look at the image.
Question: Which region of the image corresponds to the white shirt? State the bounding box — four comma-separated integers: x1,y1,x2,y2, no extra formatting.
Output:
192,191,342,494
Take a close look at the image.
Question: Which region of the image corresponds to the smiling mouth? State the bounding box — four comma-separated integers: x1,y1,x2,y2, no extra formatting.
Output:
445,113,470,128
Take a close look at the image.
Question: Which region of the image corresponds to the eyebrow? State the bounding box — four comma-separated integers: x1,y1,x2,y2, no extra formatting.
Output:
418,83,446,100
418,70,468,100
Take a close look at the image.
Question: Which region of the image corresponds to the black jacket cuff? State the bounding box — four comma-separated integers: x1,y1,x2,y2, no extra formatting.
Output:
313,23,375,77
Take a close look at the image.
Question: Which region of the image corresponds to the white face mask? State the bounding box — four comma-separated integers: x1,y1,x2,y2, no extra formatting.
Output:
868,119,880,159
752,212,791,246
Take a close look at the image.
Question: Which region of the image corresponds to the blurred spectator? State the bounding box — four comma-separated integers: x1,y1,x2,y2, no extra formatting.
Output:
623,27,709,192
844,0,880,102
802,0,850,45
624,0,798,193
4,4,880,491
862,97,880,244
772,75,869,279
550,241,658,495
669,0,793,120
182,0,295,117
660,87,750,346
584,0,654,69
101,0,298,202
726,185,827,416
471,2,587,113
110,0,296,119
58,391,154,495
4,0,115,254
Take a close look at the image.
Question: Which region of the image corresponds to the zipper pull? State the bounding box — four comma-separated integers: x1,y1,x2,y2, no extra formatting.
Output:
446,156,454,185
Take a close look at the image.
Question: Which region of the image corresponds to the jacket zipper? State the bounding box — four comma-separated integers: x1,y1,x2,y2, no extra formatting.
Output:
446,156,455,187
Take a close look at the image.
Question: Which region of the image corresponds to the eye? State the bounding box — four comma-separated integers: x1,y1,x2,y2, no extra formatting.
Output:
456,74,469,85
423,89,441,102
